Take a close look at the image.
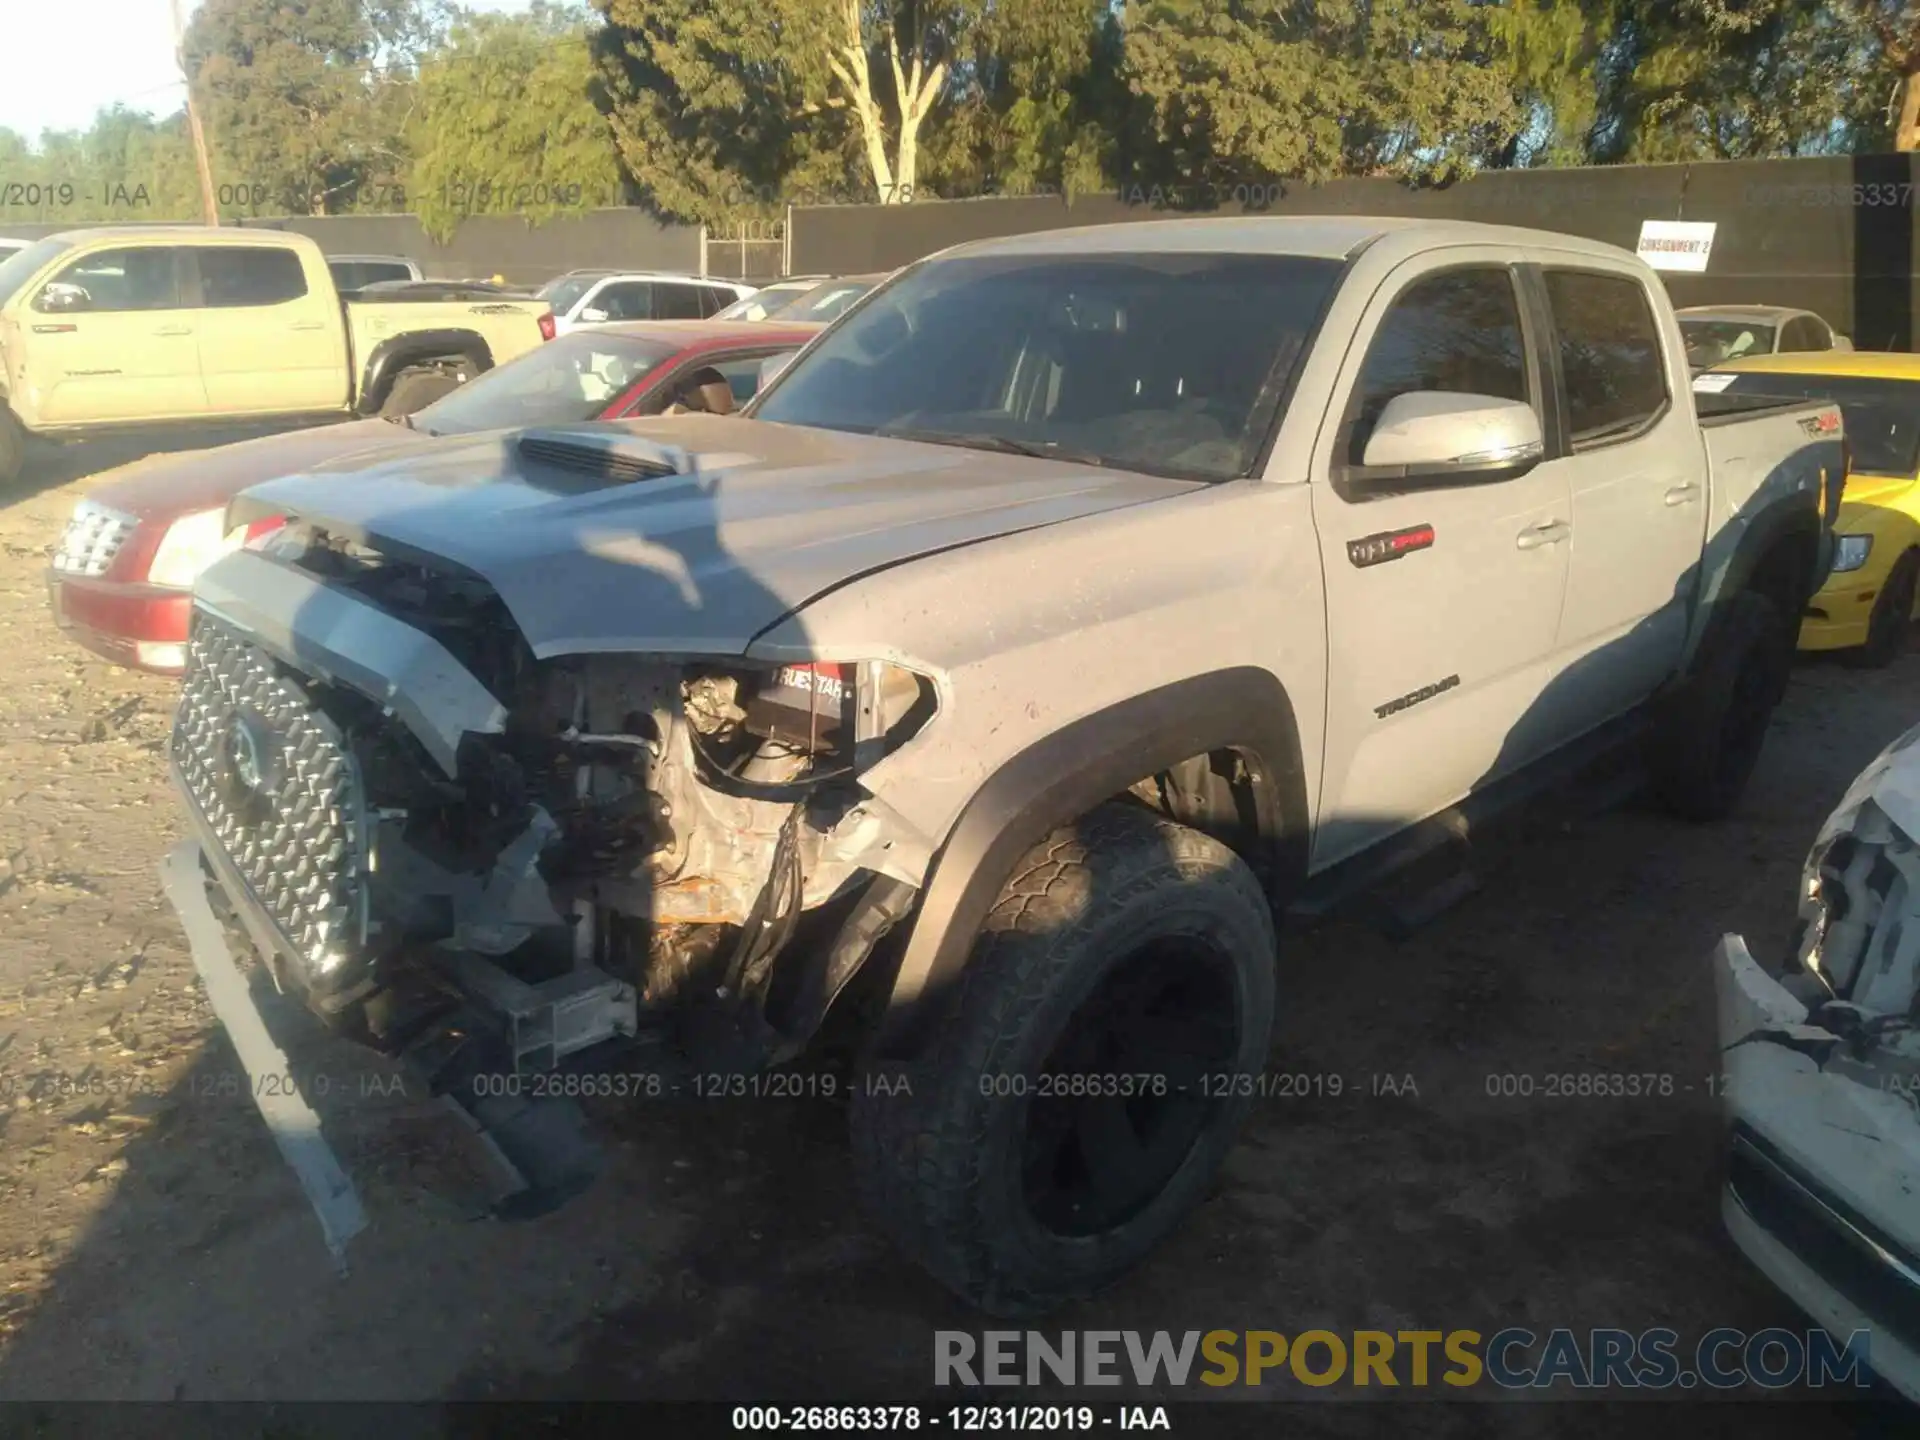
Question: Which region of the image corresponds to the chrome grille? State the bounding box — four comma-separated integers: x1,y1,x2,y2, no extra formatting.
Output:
172,615,366,984
51,500,139,578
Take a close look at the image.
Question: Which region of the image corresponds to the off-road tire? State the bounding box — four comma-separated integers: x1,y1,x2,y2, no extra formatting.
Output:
849,804,1276,1316
1843,548,1920,670
0,405,25,488
378,369,461,418
1648,590,1792,822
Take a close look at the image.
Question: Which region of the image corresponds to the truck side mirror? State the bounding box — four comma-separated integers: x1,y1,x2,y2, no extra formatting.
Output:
579,306,610,323
1349,392,1544,492
35,282,90,313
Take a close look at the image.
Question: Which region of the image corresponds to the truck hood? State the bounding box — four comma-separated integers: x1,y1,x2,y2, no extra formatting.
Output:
228,414,1201,657
85,419,429,521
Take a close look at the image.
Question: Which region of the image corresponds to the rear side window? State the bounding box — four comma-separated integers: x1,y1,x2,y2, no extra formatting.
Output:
39,247,183,312
331,260,412,291
1343,267,1530,466
1544,270,1668,447
700,285,741,316
654,283,705,320
197,247,309,307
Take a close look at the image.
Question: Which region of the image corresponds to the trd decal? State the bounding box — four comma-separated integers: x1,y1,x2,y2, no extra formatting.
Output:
1348,523,1436,568
1797,411,1841,437
1374,674,1461,719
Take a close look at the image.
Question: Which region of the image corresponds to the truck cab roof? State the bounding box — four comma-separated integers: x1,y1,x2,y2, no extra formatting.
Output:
938,214,1646,265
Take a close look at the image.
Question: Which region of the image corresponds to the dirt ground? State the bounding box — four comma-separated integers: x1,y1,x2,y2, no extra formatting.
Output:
0,430,1914,1434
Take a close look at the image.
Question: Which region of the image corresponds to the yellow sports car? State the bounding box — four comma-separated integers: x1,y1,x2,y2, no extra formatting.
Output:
1697,352,1920,667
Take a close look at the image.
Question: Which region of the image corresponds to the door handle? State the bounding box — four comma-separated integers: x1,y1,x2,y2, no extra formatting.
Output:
290,320,325,332
1516,519,1571,550
1664,482,1701,506
153,324,192,336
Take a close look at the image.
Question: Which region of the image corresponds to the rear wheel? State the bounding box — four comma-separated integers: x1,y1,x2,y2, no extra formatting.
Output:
1843,549,1919,670
1648,591,1791,821
849,804,1276,1316
378,369,461,418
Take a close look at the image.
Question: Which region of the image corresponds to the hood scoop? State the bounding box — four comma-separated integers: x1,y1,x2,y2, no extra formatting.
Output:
515,428,697,489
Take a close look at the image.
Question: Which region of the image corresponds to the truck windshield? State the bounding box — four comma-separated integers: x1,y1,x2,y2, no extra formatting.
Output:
1681,319,1776,370
409,332,678,436
1716,371,1920,475
751,252,1344,481
0,237,73,310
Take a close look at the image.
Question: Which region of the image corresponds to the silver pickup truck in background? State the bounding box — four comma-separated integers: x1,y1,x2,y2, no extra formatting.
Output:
167,216,1846,1314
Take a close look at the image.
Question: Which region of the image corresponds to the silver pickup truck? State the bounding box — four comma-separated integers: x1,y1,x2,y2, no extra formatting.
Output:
166,216,1846,1314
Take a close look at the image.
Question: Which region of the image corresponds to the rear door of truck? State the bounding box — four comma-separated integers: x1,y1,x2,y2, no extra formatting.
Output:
189,242,349,415
1518,256,1709,732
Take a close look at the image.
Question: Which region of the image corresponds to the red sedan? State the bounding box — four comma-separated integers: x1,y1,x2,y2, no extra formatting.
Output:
48,320,821,674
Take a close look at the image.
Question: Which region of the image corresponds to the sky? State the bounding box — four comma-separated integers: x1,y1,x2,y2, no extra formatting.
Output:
1,0,535,143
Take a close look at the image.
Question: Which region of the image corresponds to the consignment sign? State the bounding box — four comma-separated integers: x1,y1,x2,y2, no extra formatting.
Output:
1637,220,1717,272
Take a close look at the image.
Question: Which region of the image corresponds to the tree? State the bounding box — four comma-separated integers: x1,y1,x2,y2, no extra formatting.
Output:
409,3,624,241
1588,1,1881,162
182,0,450,216
594,0,865,221
1122,0,1522,189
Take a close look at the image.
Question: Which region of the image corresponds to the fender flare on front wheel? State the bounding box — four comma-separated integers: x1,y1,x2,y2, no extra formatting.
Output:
870,666,1309,1061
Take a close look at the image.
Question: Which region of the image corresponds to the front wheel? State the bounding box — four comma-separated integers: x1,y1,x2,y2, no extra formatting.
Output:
849,804,1277,1316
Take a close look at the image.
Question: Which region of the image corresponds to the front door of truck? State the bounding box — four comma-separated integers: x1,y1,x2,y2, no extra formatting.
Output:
1309,256,1575,871
24,245,206,425
1523,259,1704,734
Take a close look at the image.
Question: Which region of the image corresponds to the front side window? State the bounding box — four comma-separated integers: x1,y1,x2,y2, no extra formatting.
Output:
1545,270,1669,446
37,247,183,312
594,282,652,321
410,331,677,435
1341,267,1530,467
197,247,308,307
753,251,1344,481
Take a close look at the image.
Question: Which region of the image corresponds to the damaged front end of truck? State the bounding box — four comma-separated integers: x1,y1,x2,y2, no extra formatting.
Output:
1713,723,1920,1404
166,520,944,1232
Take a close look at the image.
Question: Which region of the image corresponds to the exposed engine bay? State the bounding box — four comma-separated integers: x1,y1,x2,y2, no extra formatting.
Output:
1713,723,1920,1404
188,523,937,1079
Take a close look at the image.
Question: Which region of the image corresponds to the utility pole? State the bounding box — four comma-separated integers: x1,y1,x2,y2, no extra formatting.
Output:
171,0,220,225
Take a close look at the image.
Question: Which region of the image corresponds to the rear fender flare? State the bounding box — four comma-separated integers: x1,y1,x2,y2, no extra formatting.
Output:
870,666,1309,1060
1684,493,1822,676
357,329,493,414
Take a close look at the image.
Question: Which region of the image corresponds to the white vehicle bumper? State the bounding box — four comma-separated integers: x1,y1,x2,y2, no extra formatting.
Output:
1712,933,1920,1404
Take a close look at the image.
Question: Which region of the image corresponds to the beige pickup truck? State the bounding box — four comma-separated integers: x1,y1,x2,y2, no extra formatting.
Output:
0,226,554,485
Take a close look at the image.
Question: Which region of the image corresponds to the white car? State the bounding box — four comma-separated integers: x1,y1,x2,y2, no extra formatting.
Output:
537,270,756,334
1715,727,1920,1404
1677,305,1853,372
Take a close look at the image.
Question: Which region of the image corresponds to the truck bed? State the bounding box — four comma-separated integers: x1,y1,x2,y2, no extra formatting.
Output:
1692,389,1830,426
